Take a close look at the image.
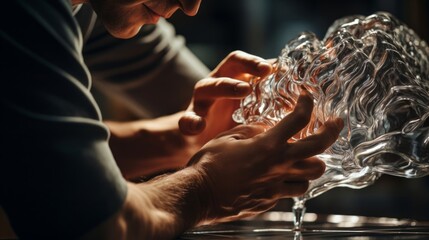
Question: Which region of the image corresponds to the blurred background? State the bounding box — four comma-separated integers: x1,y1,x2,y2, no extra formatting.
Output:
169,0,429,221
170,0,428,68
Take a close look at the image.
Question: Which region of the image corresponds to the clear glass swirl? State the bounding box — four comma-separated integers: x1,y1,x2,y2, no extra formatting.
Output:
233,12,429,204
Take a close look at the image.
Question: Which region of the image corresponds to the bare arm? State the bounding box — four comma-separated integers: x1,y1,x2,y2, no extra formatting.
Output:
105,112,198,179
80,168,208,240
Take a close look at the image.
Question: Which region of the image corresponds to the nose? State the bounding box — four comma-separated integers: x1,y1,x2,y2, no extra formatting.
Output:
178,0,202,16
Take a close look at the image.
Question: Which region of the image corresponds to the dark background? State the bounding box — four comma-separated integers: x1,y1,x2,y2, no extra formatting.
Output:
171,0,428,68
169,0,429,221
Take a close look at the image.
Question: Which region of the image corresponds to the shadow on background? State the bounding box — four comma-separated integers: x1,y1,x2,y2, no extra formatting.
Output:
170,0,429,221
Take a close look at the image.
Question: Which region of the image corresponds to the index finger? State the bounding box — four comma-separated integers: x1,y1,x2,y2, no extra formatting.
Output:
193,77,252,101
264,89,314,142
285,118,344,159
213,51,273,79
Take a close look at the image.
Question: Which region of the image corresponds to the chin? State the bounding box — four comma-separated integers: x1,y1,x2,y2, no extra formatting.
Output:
108,25,142,39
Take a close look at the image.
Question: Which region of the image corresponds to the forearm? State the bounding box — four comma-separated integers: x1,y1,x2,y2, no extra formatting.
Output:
80,167,209,240
105,112,199,179
105,112,184,138
134,167,209,237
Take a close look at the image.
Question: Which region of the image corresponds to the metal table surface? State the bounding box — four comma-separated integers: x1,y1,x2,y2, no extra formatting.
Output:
179,211,429,239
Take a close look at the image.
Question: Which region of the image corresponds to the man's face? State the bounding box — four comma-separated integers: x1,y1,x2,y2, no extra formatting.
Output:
89,0,202,38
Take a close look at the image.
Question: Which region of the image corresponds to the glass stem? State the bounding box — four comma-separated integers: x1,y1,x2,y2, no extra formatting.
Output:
292,197,307,231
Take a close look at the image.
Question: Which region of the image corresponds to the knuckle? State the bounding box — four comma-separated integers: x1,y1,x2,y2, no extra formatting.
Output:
230,125,253,139
228,50,245,59
214,78,229,88
258,139,280,153
245,125,264,135
194,78,209,89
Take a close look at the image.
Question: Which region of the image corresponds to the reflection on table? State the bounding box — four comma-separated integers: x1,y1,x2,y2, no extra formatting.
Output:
180,211,429,239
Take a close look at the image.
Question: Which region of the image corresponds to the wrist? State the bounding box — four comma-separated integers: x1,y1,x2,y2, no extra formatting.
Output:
131,167,212,238
187,164,218,225
175,166,213,227
150,167,211,228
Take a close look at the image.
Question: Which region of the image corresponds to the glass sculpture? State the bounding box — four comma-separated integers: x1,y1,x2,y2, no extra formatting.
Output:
232,12,429,229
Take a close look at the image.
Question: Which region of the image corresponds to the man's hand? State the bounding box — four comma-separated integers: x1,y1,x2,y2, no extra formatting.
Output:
187,90,344,223
106,51,272,179
179,50,273,144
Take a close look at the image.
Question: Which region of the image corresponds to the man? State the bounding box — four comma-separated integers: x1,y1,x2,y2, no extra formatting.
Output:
0,0,343,239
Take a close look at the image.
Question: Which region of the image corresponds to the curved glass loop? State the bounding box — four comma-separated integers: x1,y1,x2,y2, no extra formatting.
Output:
233,12,429,202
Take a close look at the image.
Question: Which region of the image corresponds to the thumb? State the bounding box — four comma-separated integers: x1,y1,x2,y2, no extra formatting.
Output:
179,112,206,135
